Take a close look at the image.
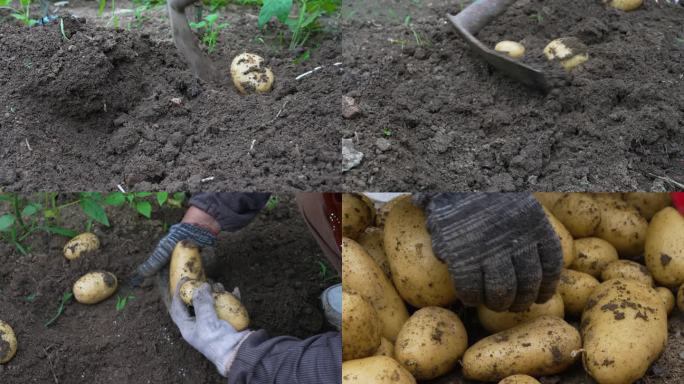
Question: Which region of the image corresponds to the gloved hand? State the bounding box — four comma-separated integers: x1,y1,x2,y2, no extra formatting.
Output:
170,281,252,377
415,193,563,312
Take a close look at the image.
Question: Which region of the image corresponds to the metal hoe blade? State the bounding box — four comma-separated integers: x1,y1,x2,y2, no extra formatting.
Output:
447,0,549,91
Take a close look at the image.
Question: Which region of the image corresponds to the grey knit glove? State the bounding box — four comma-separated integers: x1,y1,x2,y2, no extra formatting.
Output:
416,193,563,312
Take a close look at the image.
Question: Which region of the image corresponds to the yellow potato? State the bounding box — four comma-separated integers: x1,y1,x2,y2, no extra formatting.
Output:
494,41,525,59
0,320,17,364
462,316,581,381
594,200,648,259
499,375,541,384
343,237,409,341
600,260,653,286
543,37,589,71
395,307,468,380
230,53,274,94
179,280,204,305
581,279,667,384
373,337,394,358
644,207,684,286
169,240,205,295
213,291,250,331
343,290,381,361
533,192,564,211
678,284,684,312
477,293,564,333
656,287,675,315
604,0,643,11
63,232,100,260
384,197,457,308
342,193,374,239
571,237,619,278
542,207,576,268
557,269,600,317
551,193,601,238
73,271,118,304
357,227,391,278
342,356,416,384
376,195,411,227
623,193,671,220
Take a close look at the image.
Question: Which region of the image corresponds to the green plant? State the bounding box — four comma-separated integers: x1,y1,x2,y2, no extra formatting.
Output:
190,12,230,53
115,294,135,311
317,261,339,282
258,0,340,50
45,291,74,327
25,292,38,302
265,195,280,211
529,12,543,23
382,127,392,137
0,0,39,26
98,0,121,28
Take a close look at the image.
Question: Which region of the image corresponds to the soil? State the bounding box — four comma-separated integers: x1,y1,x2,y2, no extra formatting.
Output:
0,3,342,191
340,0,684,191
0,194,338,383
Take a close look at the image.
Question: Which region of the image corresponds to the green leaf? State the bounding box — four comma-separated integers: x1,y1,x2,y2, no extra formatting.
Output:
21,203,41,217
172,192,186,202
104,192,126,206
156,192,168,206
206,12,219,24
190,21,206,29
0,214,15,232
80,199,110,227
0,193,13,202
258,0,292,28
43,226,79,238
134,192,153,198
135,201,152,218
98,0,107,16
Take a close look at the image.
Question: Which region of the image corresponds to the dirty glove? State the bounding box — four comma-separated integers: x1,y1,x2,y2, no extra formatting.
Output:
415,193,563,312
170,282,252,377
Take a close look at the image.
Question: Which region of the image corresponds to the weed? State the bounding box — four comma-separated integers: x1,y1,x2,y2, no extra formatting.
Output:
265,195,280,211
45,291,74,327
382,127,392,137
0,0,39,26
115,295,135,311
317,261,339,282
529,12,543,24
258,0,340,50
676,37,684,45
25,292,37,302
190,12,230,53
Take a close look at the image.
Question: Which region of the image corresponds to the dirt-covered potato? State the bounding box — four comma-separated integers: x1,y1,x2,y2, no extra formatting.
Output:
169,240,205,295
73,271,118,304
376,195,411,227
600,260,653,286
0,320,17,364
343,289,381,361
494,41,525,59
342,193,374,239
571,237,619,278
357,227,391,278
678,284,684,312
557,269,600,317
179,279,204,305
384,196,457,308
499,375,541,384
543,37,589,71
395,307,468,380
581,279,667,384
594,200,648,259
542,207,576,268
63,232,100,260
373,337,394,358
213,291,250,331
230,53,274,94
656,287,675,315
477,293,564,333
462,316,581,381
343,237,409,341
644,207,684,287
342,356,416,384
604,0,643,11
533,192,564,210
623,193,671,220
551,193,600,238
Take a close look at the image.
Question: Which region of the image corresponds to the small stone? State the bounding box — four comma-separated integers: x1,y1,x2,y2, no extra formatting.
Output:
342,138,363,172
170,97,183,105
375,138,391,152
341,96,361,119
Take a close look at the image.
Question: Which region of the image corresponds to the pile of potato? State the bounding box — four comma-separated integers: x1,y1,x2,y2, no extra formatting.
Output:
341,192,684,384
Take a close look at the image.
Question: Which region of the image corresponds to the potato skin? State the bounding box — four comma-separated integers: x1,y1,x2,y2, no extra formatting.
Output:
343,237,409,341
342,356,416,384
383,197,457,308
0,320,17,364
169,240,205,295
462,316,581,381
594,201,648,259
342,193,374,239
644,207,684,287
395,307,468,380
605,0,643,12
477,293,564,333
213,291,250,331
656,287,675,315
678,284,684,312
533,192,564,211
542,207,576,268
623,193,671,221
571,237,618,278
343,290,381,361
179,280,204,305
551,193,600,238
63,232,100,260
230,53,274,94
373,337,394,358
581,279,667,384
499,375,541,384
557,269,600,317
357,227,391,278
73,271,118,304
600,260,653,287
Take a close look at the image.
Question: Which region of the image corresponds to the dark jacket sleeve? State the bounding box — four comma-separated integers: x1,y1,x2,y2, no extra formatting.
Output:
227,331,341,384
189,193,271,232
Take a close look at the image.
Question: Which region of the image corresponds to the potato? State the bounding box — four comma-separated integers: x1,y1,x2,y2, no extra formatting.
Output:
169,240,205,295
571,237,619,278
230,53,274,94
644,207,684,286
604,0,643,11
343,289,381,361
678,284,684,312
357,227,391,278
63,232,100,260
373,337,394,358
213,291,250,331
542,207,576,268
656,287,675,315
594,201,648,259
0,320,17,364
533,192,564,210
551,193,600,238
623,193,671,220
494,41,525,59
73,271,118,304
376,195,411,227
581,279,667,384
600,260,653,286
180,279,204,305
477,293,564,333
384,197,457,308
342,193,374,239
499,375,541,384
557,269,600,317
395,307,468,380
543,37,589,71
342,356,416,384
343,237,409,341
462,316,581,381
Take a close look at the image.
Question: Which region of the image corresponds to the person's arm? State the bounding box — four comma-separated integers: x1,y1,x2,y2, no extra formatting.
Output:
188,193,271,232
